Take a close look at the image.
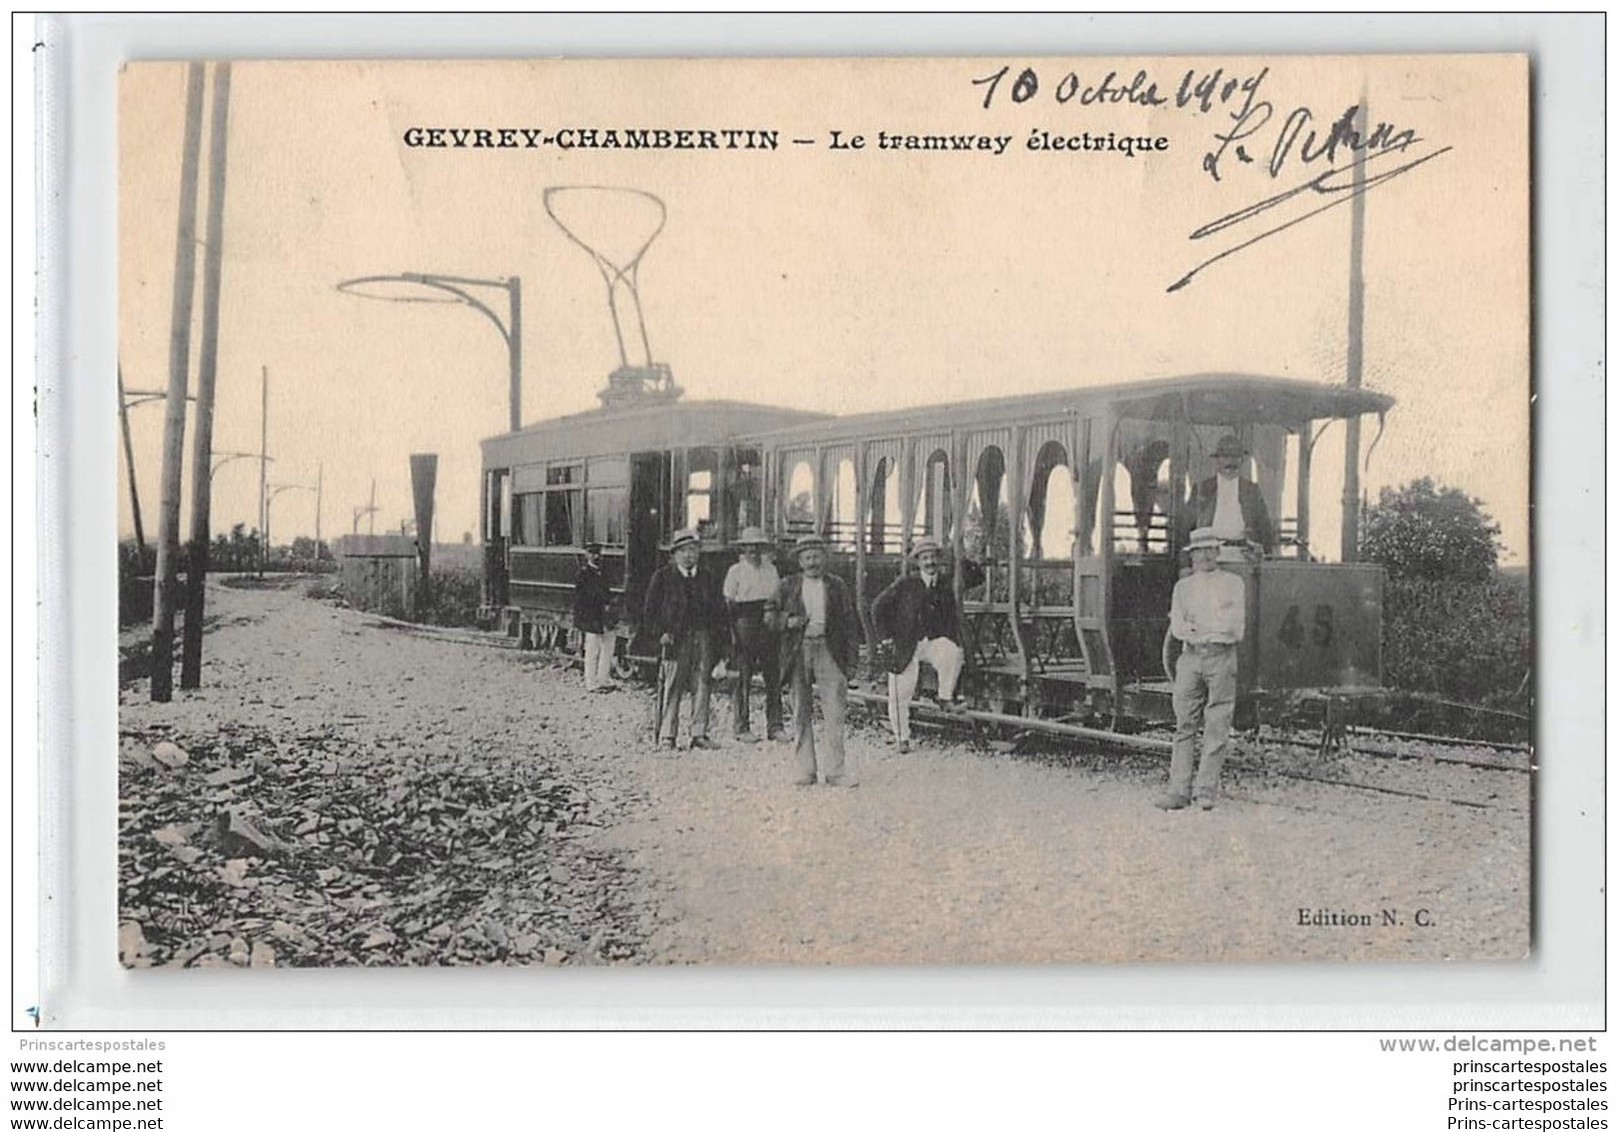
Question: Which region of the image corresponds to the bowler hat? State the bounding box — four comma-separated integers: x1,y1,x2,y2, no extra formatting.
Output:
1186,526,1221,551
735,526,770,547
669,529,701,552
910,537,944,558
1213,434,1246,459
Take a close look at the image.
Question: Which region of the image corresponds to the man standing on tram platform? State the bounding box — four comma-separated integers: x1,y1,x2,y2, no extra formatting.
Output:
1157,526,1246,811
1182,433,1275,560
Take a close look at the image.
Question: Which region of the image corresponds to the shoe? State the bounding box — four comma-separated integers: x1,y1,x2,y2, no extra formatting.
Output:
735,731,760,745
661,737,678,751
689,736,716,750
897,740,911,753
767,730,787,743
1196,796,1217,811
1153,793,1190,811
793,775,816,787
823,775,859,788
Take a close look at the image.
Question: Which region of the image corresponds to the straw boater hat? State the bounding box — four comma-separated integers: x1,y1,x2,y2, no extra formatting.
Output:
910,537,944,558
1213,434,1246,459
794,533,827,554
669,529,701,552
1186,526,1221,551
736,526,770,547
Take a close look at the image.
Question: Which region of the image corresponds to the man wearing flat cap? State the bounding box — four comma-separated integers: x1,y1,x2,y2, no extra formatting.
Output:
1181,433,1275,560
776,534,862,786
1158,525,1246,811
872,537,986,752
722,526,784,743
573,541,618,693
643,528,726,749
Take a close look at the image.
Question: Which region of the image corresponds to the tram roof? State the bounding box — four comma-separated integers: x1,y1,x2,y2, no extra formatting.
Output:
481,398,830,465
740,374,1396,445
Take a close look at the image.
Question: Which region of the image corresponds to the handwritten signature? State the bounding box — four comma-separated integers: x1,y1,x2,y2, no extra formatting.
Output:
1167,141,1453,293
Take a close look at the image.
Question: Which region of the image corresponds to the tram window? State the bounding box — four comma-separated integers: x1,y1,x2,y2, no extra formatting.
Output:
685,449,719,538
727,448,763,533
545,489,579,546
918,449,952,541
587,487,627,546
829,459,857,550
786,459,816,533
867,457,901,554
513,492,543,547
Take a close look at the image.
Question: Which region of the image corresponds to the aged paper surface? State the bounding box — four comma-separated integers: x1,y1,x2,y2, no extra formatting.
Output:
117,57,1529,967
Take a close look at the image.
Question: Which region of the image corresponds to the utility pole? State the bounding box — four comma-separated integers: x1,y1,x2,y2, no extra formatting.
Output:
315,462,324,568
117,364,147,557
1340,93,1368,564
257,364,268,576
181,62,232,689
149,62,206,703
368,479,377,535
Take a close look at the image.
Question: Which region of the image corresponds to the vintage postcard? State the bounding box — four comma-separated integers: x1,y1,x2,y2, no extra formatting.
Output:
116,56,1530,968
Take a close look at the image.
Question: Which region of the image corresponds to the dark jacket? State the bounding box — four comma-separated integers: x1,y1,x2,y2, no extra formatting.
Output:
776,572,861,681
871,559,986,675
642,562,725,645
572,559,614,635
1182,475,1275,554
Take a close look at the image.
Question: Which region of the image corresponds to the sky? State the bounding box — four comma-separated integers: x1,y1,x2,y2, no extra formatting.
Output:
118,56,1529,563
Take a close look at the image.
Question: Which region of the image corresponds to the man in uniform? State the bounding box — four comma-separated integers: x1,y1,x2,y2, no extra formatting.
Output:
777,535,862,786
1182,433,1275,560
722,526,783,743
642,528,725,750
1158,526,1246,810
573,541,617,693
872,537,985,752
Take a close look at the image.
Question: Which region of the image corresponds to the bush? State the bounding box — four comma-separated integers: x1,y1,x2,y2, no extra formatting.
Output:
1360,477,1501,583
1381,572,1532,715
418,565,483,628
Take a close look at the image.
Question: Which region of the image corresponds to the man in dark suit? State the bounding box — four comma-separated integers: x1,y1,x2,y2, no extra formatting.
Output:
776,535,862,787
642,528,726,750
1181,433,1275,560
872,537,986,752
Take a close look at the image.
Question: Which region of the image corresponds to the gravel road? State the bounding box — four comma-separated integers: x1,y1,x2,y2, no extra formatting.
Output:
118,578,1530,967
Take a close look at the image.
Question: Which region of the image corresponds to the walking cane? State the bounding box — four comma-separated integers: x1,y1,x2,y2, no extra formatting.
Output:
652,640,671,742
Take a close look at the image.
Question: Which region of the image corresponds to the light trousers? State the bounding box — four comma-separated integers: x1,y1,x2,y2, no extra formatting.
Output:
1169,642,1238,800
793,638,850,784
582,631,616,690
887,636,965,742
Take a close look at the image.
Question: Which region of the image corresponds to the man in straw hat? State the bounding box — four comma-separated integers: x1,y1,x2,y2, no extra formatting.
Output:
573,541,618,693
722,526,784,742
1157,525,1246,810
642,528,726,749
1181,432,1275,560
777,534,862,786
872,536,985,752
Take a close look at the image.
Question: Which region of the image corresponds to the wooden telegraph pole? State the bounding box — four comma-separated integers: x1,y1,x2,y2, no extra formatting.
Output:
257,365,269,576
149,63,206,703
1340,93,1368,563
181,62,232,689
117,364,147,557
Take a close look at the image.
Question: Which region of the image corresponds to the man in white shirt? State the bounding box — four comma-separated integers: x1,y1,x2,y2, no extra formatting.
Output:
722,526,783,742
1158,526,1246,810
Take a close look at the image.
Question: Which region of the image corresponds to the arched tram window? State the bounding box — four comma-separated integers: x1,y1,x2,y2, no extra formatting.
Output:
785,458,816,536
